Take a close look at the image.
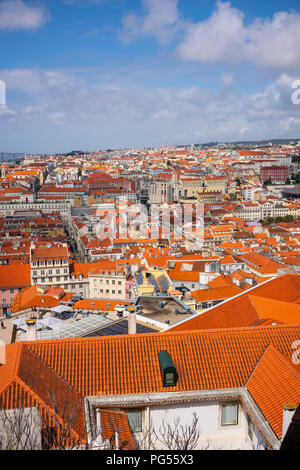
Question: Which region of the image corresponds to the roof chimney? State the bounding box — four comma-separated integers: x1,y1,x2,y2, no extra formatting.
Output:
26,318,37,341
115,426,120,450
282,403,297,441
96,408,102,438
127,306,137,335
92,408,110,450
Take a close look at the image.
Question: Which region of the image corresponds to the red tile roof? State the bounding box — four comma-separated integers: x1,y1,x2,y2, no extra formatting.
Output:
191,285,242,302
15,324,300,396
0,263,31,289
246,345,300,439
98,409,135,450
169,275,300,331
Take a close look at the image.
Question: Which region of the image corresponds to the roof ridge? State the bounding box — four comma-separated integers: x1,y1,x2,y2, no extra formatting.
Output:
167,274,277,331
244,344,276,387
245,344,300,387
4,341,24,381
17,323,300,346
245,292,261,320
11,376,84,442
20,344,84,398
264,344,300,379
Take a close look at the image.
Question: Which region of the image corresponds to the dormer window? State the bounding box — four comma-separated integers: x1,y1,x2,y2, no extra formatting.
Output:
158,350,178,387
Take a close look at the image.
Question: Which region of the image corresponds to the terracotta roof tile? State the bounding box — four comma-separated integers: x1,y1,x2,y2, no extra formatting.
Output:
246,345,300,439
14,324,300,397
170,275,300,331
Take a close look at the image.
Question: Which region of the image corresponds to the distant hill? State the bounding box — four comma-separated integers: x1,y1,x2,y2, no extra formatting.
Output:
177,139,300,148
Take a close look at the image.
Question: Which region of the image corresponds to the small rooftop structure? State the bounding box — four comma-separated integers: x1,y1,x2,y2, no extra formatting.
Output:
135,295,195,326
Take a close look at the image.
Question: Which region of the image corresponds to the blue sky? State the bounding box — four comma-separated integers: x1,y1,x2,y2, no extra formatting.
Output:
1,0,300,153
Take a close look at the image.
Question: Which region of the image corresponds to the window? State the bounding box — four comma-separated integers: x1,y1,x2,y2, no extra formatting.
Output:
56,269,60,274
48,270,52,275
49,277,53,282
125,409,142,432
221,403,239,426
118,290,122,295
247,414,253,441
64,269,68,274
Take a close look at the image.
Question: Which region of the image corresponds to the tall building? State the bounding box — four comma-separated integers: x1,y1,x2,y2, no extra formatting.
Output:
260,165,289,183
30,242,70,289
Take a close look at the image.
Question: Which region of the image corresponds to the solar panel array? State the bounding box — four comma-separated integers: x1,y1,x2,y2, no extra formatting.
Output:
157,274,170,293
83,318,157,337
18,315,113,341
148,275,159,292
135,272,144,286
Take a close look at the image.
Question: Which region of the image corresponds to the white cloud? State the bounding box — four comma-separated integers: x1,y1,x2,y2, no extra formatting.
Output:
176,1,300,73
48,112,66,125
0,0,49,31
120,0,181,44
152,109,177,120
0,68,83,95
0,105,17,117
1,66,300,150
221,72,234,87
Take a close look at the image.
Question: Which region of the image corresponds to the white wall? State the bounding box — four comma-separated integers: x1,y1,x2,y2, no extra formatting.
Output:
134,401,265,450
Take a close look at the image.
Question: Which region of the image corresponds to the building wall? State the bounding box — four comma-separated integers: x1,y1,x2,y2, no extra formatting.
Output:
31,258,70,286
89,273,127,299
0,287,20,316
0,202,71,220
131,401,266,450
149,181,173,204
